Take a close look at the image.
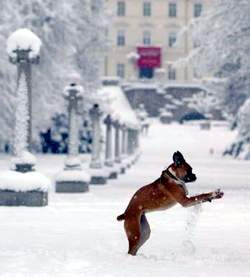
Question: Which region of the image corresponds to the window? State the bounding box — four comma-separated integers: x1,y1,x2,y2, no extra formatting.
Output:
117,1,125,16
117,63,125,78
168,66,176,80
169,3,177,17
117,30,125,46
194,3,202,17
143,2,151,16
143,31,151,45
169,33,177,47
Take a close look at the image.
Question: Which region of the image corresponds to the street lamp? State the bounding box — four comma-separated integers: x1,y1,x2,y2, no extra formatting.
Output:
7,28,41,155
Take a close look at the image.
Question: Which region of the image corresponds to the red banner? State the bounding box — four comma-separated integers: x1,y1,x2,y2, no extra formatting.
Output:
137,47,161,68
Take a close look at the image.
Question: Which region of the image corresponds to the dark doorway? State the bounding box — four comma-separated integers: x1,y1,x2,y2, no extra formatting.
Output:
139,67,154,79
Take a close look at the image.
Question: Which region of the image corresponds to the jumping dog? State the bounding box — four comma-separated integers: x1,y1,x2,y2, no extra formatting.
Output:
117,151,224,256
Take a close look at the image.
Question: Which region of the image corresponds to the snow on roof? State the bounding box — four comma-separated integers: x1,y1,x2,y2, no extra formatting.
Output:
6,28,42,60
98,80,140,129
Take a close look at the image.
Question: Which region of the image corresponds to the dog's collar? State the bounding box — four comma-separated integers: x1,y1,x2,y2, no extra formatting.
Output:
162,168,188,194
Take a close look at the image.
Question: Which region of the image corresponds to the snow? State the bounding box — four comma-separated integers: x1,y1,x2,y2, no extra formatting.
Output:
6,28,42,60
0,121,250,276
13,74,30,161
98,82,140,129
122,81,206,91
63,84,84,96
64,156,82,168
0,170,50,192
126,52,140,61
87,166,110,178
11,151,37,168
55,169,91,183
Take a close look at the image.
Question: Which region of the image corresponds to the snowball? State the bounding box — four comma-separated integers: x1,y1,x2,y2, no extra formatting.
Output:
0,171,51,192
6,28,42,60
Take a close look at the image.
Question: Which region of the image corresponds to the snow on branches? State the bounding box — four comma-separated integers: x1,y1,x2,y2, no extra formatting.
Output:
188,0,250,117
186,0,250,159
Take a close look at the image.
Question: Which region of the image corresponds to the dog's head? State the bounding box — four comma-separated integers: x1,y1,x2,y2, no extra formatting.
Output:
170,151,197,183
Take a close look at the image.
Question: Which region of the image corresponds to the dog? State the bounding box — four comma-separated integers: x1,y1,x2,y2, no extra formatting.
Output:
117,151,224,256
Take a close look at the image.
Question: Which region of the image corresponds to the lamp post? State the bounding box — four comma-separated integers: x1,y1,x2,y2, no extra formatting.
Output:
7,29,41,154
6,29,41,172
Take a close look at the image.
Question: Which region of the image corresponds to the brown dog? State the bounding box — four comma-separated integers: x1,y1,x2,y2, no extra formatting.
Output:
117,151,224,256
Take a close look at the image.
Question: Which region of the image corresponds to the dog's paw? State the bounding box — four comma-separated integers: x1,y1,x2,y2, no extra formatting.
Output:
212,189,224,199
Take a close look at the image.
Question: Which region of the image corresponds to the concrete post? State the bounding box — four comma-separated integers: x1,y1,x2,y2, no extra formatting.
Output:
127,128,133,155
104,114,113,167
121,124,127,158
63,84,82,169
114,120,121,163
89,104,103,169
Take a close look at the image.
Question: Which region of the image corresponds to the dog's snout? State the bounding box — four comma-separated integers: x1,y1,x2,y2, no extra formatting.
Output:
184,173,196,183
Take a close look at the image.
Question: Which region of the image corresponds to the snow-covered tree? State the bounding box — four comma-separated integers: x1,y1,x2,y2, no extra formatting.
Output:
0,0,108,150
185,90,217,119
186,0,250,158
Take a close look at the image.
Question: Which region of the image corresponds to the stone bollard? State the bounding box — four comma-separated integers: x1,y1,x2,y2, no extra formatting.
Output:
89,104,108,185
55,75,90,193
104,115,118,179
104,115,113,167
120,124,128,174
114,120,121,164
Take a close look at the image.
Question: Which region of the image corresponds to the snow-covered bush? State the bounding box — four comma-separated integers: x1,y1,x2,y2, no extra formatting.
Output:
224,98,250,159
40,113,92,154
186,0,250,158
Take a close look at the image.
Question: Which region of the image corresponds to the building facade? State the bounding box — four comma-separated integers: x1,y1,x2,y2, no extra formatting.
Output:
103,0,209,82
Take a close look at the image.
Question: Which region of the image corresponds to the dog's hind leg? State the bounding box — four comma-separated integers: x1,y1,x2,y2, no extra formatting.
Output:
124,217,142,256
138,213,151,249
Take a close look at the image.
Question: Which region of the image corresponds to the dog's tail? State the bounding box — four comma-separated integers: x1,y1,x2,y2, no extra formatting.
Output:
117,213,125,221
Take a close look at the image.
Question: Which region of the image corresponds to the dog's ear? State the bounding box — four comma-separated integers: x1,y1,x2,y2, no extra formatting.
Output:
173,151,185,166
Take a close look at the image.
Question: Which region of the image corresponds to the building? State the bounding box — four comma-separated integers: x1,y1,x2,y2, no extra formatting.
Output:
103,0,209,82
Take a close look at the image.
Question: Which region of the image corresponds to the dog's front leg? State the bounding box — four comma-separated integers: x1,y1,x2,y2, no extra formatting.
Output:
183,189,224,207
169,186,224,207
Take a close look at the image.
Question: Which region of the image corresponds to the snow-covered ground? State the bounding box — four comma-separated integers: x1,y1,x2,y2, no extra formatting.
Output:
0,121,250,277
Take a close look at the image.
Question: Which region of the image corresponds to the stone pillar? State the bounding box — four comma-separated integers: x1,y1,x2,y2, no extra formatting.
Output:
127,128,133,155
104,114,113,167
89,104,103,169
121,124,127,159
114,120,121,163
55,79,90,193
63,84,82,169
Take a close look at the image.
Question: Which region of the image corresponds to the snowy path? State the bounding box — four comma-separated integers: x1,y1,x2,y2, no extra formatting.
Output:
0,122,250,277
